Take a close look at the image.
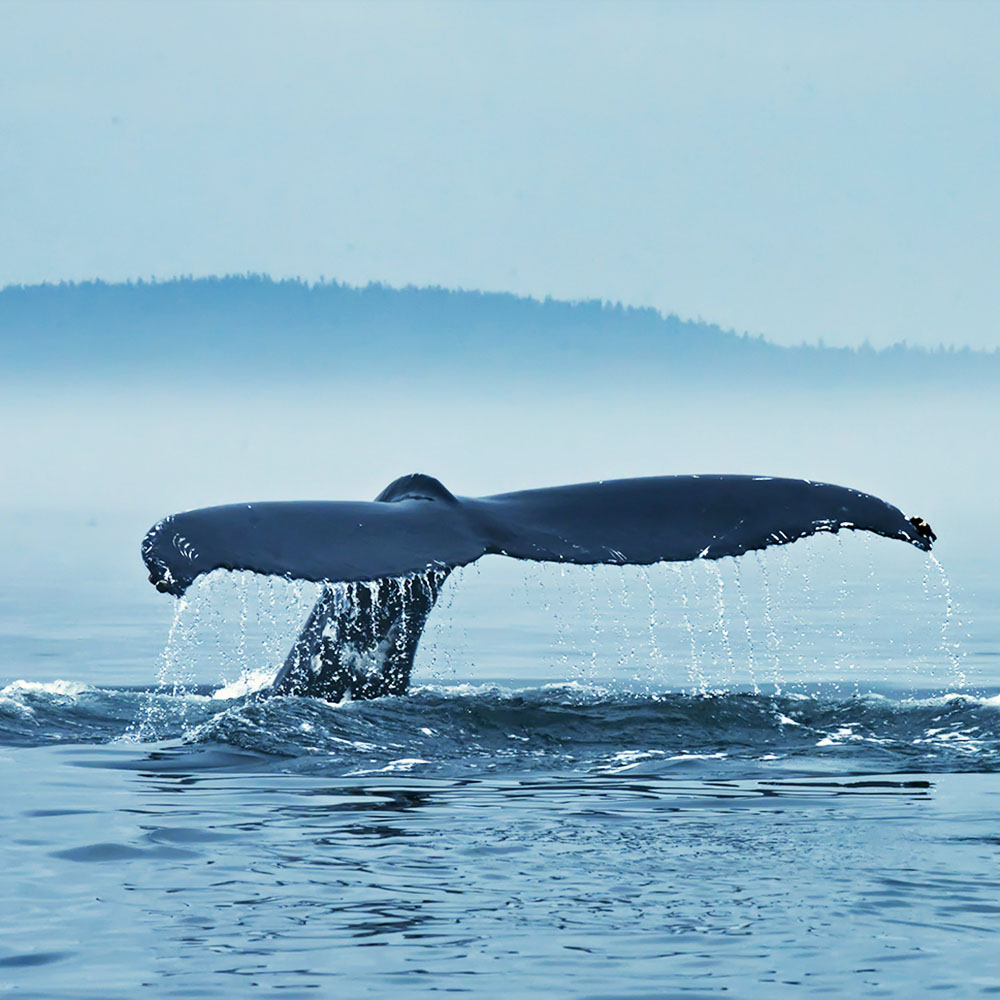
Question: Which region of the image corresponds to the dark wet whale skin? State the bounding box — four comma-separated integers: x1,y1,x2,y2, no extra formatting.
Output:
142,473,930,596
141,473,932,700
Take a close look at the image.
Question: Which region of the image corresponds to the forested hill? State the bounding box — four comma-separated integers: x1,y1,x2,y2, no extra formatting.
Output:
1,275,993,386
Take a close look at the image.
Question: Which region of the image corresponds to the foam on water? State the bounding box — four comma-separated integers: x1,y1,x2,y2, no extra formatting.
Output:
1,679,93,699
4,675,1000,778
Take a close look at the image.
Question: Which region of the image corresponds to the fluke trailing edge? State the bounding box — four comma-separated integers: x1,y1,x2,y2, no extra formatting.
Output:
142,474,935,701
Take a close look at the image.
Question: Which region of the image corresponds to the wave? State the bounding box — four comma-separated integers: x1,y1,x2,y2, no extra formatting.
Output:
3,679,1000,775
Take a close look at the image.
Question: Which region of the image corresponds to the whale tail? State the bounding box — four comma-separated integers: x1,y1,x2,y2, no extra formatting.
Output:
141,472,934,701
270,568,450,701
269,477,458,700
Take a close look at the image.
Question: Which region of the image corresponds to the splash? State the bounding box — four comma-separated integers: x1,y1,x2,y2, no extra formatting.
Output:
136,533,966,735
638,566,663,671
732,562,760,694
928,553,966,688
673,563,706,692
754,551,782,693
128,594,194,741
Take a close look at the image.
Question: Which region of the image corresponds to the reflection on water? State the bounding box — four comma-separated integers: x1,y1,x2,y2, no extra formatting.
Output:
5,741,1000,997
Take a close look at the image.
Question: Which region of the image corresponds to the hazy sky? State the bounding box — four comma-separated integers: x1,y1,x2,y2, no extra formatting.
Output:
2,0,998,348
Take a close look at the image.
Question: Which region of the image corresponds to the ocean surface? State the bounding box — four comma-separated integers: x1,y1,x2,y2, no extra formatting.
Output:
3,511,1000,997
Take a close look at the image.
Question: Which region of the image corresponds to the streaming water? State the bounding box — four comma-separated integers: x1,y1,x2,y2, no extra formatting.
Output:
101,534,976,740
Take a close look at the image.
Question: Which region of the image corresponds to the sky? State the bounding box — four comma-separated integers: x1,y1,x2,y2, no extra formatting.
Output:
1,0,998,349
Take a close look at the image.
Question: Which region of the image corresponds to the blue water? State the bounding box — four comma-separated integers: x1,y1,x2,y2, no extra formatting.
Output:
2,512,1000,997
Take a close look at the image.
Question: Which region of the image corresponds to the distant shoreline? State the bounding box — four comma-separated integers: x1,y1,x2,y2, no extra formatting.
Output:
2,274,994,386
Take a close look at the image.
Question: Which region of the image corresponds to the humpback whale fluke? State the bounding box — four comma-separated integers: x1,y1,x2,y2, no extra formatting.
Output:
142,474,934,701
